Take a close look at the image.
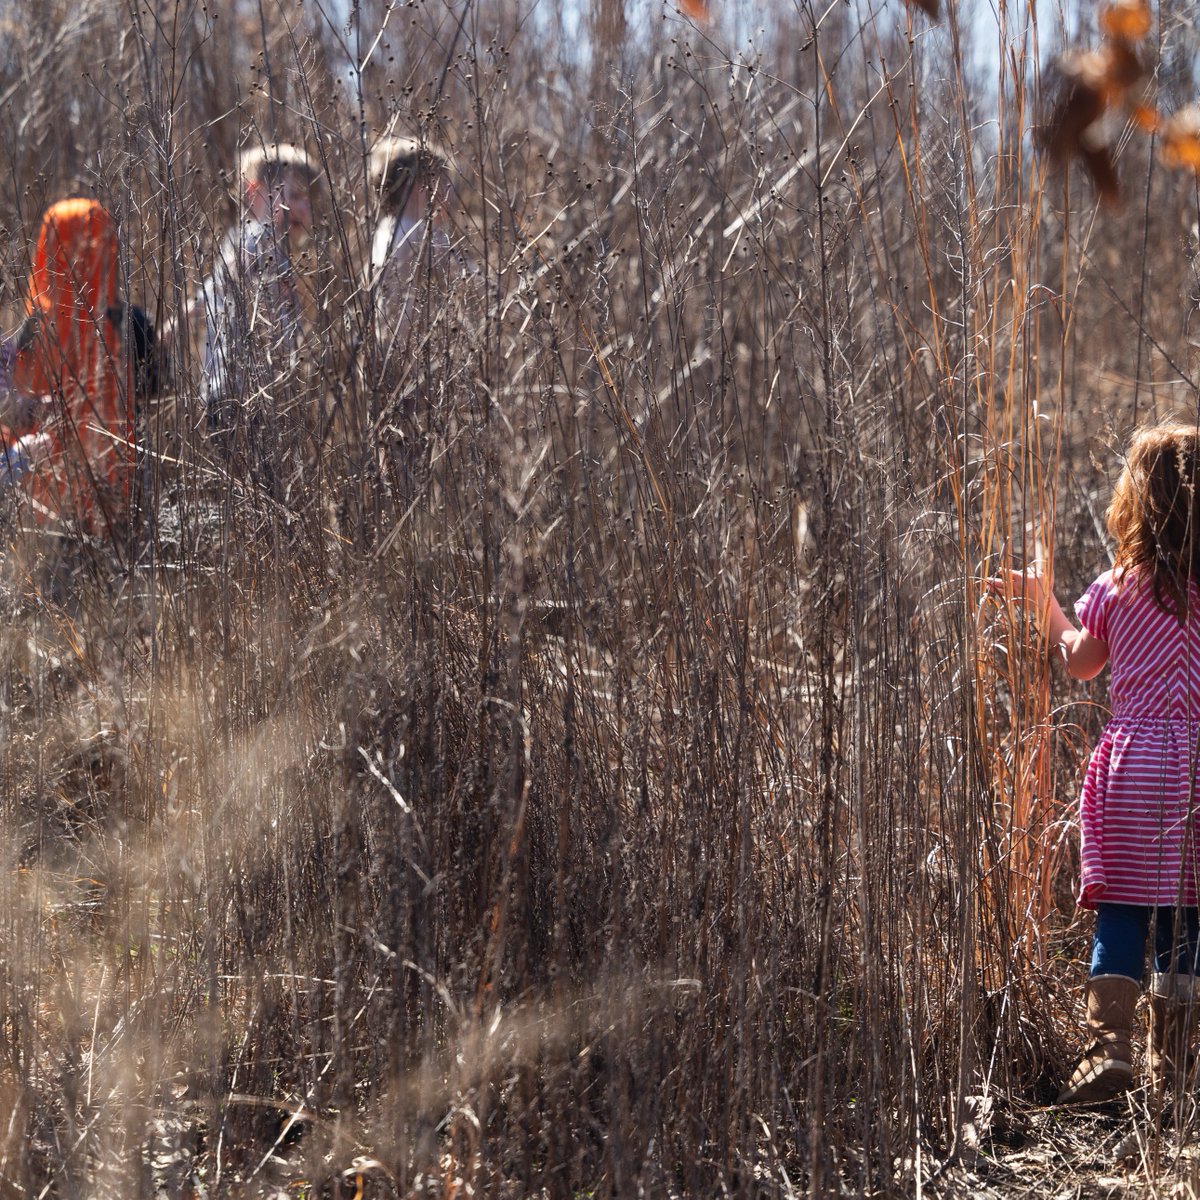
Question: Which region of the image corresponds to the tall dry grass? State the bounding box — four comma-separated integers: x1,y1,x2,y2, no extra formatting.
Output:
0,0,1198,1195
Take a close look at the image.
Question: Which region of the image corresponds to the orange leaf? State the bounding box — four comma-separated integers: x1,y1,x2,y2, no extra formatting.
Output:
1130,102,1160,132
677,0,709,19
1160,104,1200,172
1099,0,1152,43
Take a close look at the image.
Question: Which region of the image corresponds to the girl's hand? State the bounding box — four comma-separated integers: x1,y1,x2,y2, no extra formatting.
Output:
986,562,1109,680
986,565,1052,612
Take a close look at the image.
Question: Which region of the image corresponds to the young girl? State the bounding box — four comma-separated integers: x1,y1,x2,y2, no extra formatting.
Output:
993,421,1200,1103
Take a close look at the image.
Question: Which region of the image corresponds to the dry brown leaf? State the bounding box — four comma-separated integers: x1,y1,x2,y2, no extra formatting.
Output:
904,0,939,17
1080,142,1122,206
1037,40,1148,205
1099,0,1152,43
1038,51,1107,163
1160,104,1200,171
1101,38,1145,100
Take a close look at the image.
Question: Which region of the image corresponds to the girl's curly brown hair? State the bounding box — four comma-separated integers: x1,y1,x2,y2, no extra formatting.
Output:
1108,421,1200,618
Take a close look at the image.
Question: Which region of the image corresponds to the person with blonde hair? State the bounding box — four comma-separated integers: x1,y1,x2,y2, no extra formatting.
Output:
200,139,322,488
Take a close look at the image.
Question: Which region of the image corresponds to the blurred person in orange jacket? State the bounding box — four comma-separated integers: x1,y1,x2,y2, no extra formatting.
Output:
0,198,138,537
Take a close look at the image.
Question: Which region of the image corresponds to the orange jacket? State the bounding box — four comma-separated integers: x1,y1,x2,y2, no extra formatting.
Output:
11,198,134,530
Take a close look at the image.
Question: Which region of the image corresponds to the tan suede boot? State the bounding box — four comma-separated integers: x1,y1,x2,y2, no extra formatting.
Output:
1147,972,1198,1093
1057,974,1140,1104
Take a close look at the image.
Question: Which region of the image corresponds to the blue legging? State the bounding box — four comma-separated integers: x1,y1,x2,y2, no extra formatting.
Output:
1091,903,1200,980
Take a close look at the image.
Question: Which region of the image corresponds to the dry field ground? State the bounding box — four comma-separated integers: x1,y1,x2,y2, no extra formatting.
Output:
2,0,1200,1195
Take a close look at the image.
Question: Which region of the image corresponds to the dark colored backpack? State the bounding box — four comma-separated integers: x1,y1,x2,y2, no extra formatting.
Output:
107,303,160,399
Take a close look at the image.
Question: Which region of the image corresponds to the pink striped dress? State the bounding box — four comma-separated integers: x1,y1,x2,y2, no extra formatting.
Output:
1075,568,1200,909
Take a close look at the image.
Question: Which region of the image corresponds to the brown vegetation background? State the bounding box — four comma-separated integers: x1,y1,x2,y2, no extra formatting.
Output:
0,0,1198,1194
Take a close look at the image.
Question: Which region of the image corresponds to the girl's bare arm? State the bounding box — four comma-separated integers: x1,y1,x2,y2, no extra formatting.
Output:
988,567,1109,681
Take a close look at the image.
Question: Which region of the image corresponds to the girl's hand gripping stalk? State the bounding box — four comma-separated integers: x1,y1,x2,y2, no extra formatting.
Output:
987,563,1109,680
